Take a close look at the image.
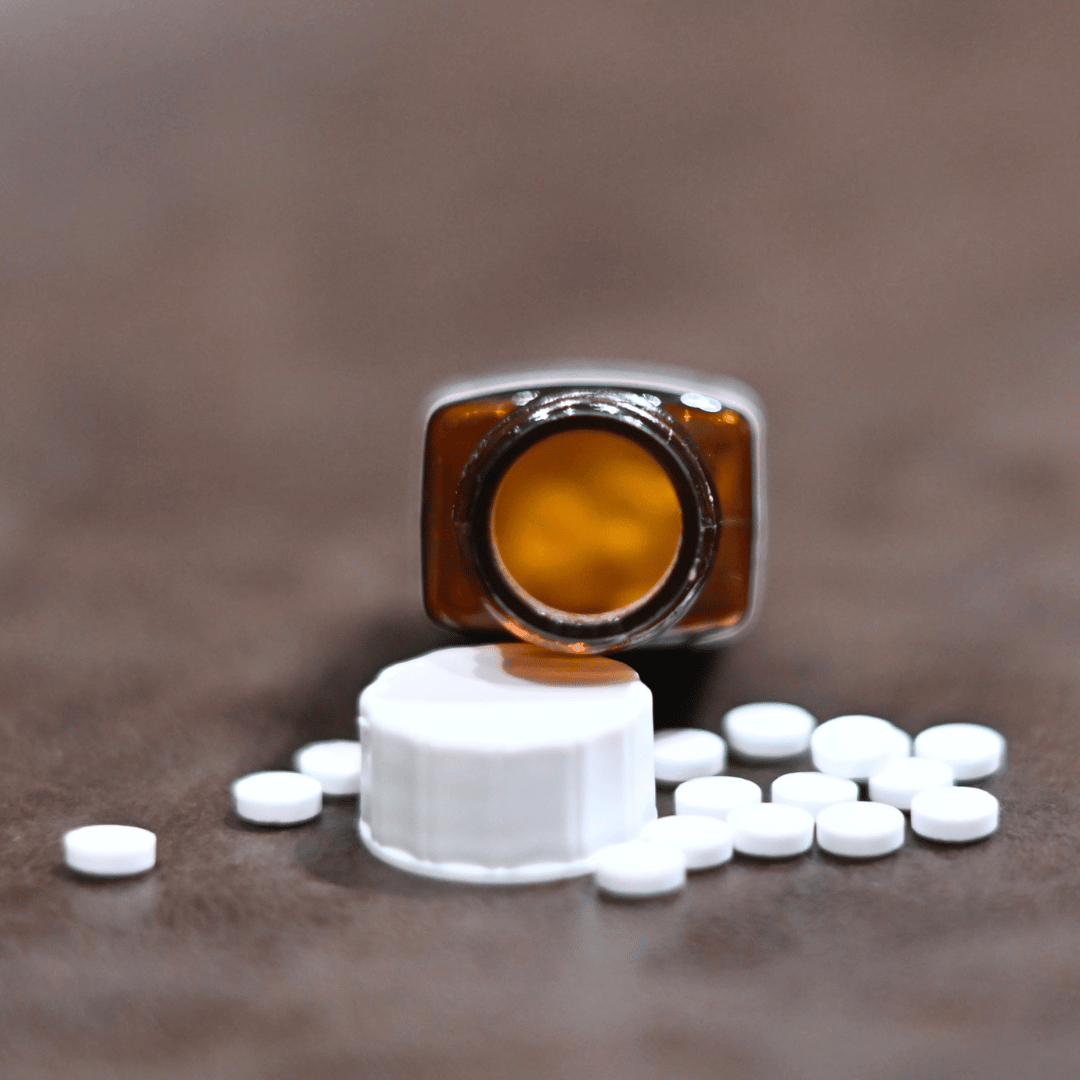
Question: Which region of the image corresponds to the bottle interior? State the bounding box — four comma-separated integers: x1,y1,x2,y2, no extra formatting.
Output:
489,428,683,616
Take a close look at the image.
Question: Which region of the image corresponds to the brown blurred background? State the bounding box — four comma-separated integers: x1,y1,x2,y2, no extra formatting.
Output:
3,1,1080,1077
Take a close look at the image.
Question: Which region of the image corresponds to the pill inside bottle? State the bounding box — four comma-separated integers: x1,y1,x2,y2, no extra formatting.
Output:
489,429,683,616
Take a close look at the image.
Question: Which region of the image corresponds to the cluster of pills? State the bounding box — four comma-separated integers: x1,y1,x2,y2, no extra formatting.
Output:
595,705,1005,898
60,740,362,877
61,700,1004,895
230,740,362,825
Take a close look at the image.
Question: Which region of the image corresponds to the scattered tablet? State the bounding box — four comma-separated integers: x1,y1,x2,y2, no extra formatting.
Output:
868,757,954,810
232,771,323,825
727,804,815,858
910,786,999,843
811,715,910,780
913,723,1005,782
816,801,905,859
639,814,733,870
653,728,726,784
594,841,687,897
294,740,362,795
63,825,156,877
722,702,816,760
771,772,859,818
674,776,761,820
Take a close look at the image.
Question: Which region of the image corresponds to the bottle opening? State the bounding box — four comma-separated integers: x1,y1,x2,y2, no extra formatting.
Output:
489,428,683,616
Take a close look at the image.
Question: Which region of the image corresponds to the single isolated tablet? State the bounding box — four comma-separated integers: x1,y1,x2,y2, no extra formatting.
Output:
770,772,859,817
868,757,954,810
912,723,1005,781
594,841,687,897
63,825,156,877
232,771,323,825
293,739,362,795
722,702,816,760
653,728,726,784
727,804,815,858
639,814,733,870
910,786,999,843
810,715,911,780
816,801,905,858
674,776,761,820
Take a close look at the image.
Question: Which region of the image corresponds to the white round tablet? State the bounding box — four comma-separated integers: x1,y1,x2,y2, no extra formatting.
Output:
910,786,999,842
674,775,761,820
653,728,726,784
727,804,815,858
722,702,816,760
913,723,1005,781
810,715,910,780
593,841,687,897
638,814,733,870
293,739,362,795
63,825,156,877
868,757,954,810
232,771,323,825
816,801,906,858
770,772,859,817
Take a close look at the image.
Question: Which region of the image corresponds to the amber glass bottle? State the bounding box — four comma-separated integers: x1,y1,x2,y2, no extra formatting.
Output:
422,365,765,654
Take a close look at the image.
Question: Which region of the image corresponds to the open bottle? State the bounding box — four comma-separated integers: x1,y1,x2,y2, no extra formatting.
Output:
421,364,766,654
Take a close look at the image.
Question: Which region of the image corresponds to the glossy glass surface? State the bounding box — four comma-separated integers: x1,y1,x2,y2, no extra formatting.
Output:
422,387,755,648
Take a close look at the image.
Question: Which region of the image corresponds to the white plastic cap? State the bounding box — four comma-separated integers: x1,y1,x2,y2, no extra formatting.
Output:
358,644,655,884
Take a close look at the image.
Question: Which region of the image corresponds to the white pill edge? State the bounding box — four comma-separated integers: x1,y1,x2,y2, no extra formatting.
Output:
722,703,817,760
63,825,157,877
674,776,763,820
594,841,688,897
910,787,1000,843
293,740,362,795
727,805,815,858
815,802,906,859
912,723,1006,781
653,728,727,784
232,771,323,825
770,772,860,817
639,815,734,870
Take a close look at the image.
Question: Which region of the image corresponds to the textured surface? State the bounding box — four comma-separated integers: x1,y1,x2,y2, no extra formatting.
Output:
3,1,1080,1077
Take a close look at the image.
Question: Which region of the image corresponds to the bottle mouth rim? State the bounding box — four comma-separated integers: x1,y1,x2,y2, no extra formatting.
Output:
454,388,720,652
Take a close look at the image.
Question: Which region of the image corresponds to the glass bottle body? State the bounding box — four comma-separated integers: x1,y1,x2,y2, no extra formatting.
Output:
422,365,765,654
